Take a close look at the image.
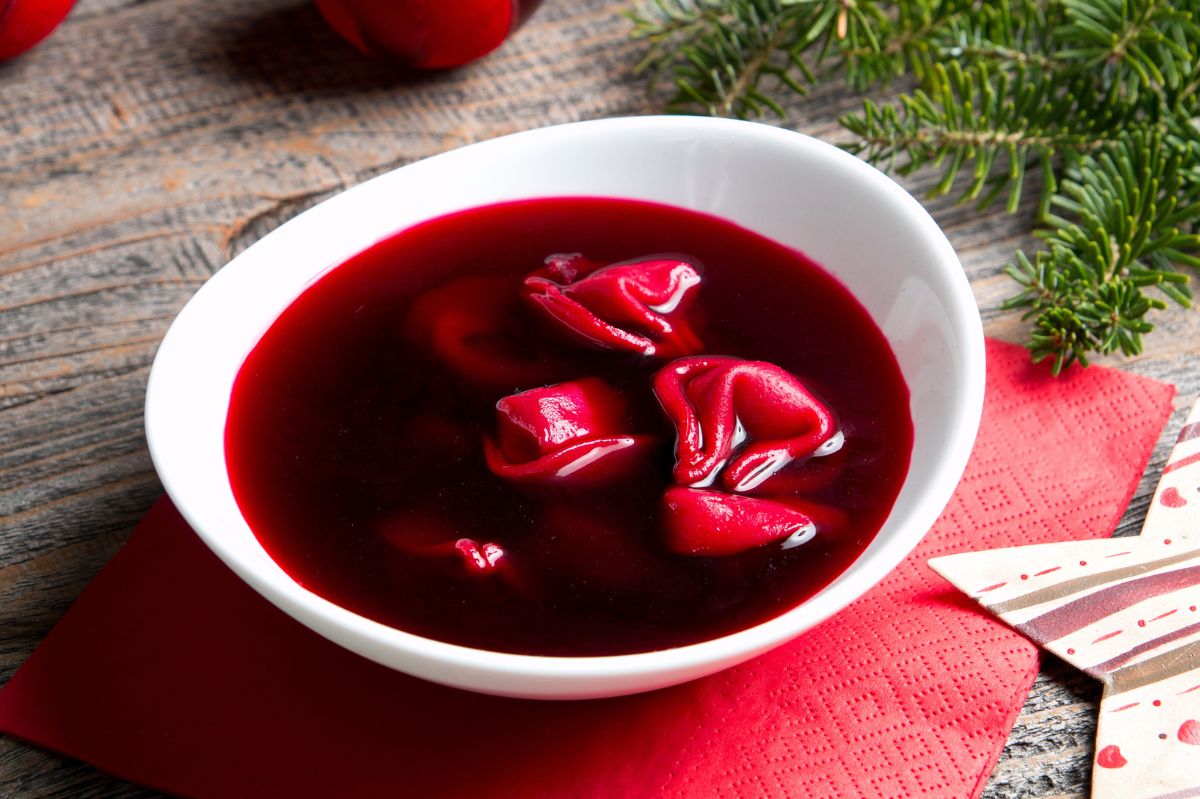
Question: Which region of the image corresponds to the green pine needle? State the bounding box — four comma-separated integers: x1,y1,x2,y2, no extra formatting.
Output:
629,0,1200,373
1004,129,1199,372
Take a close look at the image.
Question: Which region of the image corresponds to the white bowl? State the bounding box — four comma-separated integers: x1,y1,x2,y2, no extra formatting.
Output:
146,117,985,700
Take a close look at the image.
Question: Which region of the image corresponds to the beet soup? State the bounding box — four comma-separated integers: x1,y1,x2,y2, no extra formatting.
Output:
225,197,913,656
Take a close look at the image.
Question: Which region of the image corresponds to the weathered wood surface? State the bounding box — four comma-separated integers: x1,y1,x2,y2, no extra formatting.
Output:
1,0,1197,795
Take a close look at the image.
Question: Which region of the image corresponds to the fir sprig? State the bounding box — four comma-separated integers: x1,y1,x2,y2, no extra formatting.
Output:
627,1,816,118
628,0,1200,373
841,62,1131,214
1005,130,1199,372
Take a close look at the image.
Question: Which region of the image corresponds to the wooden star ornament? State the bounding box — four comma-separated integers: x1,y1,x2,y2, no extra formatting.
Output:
930,399,1200,799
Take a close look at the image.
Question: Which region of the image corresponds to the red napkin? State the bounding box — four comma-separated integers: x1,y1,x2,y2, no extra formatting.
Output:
0,340,1175,798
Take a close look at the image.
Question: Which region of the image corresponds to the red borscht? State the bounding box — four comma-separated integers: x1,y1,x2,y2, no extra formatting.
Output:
225,198,913,656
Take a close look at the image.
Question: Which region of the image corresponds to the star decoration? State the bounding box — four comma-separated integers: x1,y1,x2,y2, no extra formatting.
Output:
930,399,1200,799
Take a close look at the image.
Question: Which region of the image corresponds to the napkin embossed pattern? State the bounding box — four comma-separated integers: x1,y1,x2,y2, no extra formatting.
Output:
0,340,1175,798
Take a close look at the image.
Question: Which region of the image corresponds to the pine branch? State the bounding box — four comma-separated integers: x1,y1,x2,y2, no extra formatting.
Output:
835,0,970,90
1054,0,1200,102
628,0,1200,372
1004,129,1200,373
930,0,1066,73
627,0,818,118
627,0,971,113
841,61,1134,214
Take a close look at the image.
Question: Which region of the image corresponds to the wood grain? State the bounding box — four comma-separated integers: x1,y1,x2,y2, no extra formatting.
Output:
2,0,1197,796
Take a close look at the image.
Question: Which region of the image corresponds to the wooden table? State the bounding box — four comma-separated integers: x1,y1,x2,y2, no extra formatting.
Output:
2,1,1196,795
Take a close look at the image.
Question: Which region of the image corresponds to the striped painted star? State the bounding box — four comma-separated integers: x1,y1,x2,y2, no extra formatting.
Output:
930,400,1200,799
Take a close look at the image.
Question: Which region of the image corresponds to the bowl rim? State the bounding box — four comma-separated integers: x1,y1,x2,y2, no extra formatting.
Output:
146,115,986,687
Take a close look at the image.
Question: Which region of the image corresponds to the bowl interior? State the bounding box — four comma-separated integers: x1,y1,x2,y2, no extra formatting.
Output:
146,117,984,697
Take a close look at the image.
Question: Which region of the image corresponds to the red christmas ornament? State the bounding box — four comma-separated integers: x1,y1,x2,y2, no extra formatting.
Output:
0,0,75,61
314,0,541,69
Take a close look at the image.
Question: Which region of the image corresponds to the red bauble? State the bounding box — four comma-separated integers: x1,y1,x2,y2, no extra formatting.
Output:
0,0,75,61
314,0,540,69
